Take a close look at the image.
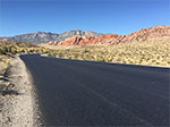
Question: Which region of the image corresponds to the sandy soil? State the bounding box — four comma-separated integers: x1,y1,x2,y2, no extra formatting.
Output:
0,56,42,127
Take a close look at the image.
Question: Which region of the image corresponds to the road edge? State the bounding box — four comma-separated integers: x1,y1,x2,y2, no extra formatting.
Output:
0,56,43,127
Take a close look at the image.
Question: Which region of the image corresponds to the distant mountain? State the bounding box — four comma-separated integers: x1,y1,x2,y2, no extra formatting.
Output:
0,30,102,44
13,32,59,43
1,26,170,45
48,26,170,46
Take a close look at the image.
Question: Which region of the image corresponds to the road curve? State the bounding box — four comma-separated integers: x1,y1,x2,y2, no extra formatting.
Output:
21,54,170,127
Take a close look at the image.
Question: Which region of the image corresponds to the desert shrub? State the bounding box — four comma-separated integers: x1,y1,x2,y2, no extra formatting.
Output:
1,39,170,67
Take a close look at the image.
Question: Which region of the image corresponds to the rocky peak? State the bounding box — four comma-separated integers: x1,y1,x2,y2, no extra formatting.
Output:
0,26,169,45
48,26,170,46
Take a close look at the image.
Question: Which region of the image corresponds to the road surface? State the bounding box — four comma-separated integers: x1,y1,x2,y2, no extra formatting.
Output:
21,55,170,127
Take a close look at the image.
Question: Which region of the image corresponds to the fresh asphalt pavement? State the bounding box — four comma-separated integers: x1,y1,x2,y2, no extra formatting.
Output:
21,54,170,127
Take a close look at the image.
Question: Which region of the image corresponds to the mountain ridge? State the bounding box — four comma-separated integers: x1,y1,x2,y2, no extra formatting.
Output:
0,30,102,44
49,26,170,46
0,26,169,45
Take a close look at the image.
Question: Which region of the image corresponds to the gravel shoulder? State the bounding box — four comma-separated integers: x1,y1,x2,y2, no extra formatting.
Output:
0,56,42,127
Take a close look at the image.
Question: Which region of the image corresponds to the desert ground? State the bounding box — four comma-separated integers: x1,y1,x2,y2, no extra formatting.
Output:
0,55,42,127
43,38,170,67
0,36,170,126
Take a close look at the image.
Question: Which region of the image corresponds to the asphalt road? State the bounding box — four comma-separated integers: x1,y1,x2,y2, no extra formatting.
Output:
21,55,170,127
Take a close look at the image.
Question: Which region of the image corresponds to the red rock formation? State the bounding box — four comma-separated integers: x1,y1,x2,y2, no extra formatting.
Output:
124,26,170,42
48,26,170,46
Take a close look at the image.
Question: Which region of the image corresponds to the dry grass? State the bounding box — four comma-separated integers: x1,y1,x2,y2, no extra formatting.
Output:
44,39,170,67
0,55,10,76
1,39,170,68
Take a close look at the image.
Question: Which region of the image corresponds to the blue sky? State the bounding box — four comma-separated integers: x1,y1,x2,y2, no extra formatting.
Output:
0,0,170,36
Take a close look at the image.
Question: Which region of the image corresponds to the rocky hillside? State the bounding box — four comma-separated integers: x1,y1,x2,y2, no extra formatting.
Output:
1,26,169,45
123,26,170,42
48,26,170,46
0,30,102,44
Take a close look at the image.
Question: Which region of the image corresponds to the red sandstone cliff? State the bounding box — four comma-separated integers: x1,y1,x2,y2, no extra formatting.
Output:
48,26,170,46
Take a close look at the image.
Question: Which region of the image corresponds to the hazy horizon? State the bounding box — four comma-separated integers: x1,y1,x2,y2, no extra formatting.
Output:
0,0,170,36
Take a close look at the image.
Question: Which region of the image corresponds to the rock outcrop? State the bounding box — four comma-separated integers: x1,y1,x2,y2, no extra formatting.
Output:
0,30,102,44
1,26,169,45
48,26,170,46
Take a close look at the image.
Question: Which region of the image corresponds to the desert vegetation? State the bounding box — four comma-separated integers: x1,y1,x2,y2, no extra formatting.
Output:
0,41,38,76
0,41,48,55
0,55,10,76
44,39,170,67
0,39,170,68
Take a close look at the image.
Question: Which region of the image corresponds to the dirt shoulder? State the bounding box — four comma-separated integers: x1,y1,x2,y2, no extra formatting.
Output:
0,56,42,127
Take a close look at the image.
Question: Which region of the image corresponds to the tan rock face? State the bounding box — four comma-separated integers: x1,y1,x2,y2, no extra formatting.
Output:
48,26,170,46
124,26,170,42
